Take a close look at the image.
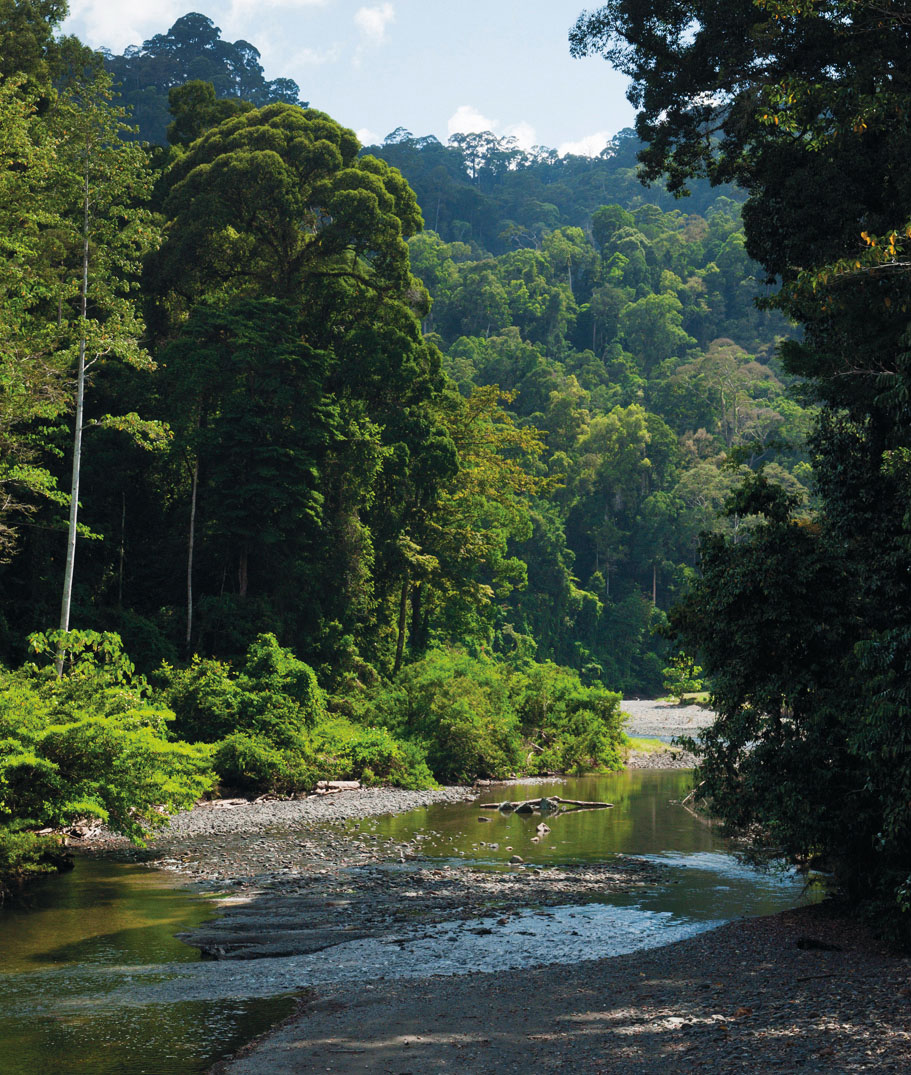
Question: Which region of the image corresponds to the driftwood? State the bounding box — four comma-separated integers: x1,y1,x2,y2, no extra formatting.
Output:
478,795,613,813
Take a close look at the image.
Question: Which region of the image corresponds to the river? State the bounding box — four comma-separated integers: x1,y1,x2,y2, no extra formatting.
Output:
0,770,820,1073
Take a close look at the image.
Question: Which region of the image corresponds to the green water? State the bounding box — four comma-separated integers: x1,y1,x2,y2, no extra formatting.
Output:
0,771,818,1073
362,770,819,921
368,770,710,862
0,860,295,1075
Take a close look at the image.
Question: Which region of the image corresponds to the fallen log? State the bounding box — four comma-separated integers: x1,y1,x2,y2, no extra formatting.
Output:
478,795,613,812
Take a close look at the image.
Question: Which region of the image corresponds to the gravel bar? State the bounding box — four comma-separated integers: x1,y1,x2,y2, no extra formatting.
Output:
213,903,911,1074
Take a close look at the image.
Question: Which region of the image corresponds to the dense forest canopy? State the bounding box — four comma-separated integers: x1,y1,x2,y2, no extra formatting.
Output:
0,8,807,699
102,12,304,145
17,1,901,927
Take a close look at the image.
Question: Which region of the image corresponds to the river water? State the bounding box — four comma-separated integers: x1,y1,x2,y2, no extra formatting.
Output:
0,770,820,1073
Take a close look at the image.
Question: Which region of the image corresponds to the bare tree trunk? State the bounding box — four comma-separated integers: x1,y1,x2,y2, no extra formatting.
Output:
58,166,90,673
186,457,199,657
117,492,125,608
652,563,657,605
393,569,409,676
238,546,248,598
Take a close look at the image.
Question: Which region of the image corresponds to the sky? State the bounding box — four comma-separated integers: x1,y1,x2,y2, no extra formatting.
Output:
60,1,636,155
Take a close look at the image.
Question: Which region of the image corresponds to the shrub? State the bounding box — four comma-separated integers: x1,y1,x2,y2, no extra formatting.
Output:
0,630,215,898
0,828,62,902
213,733,315,794
662,653,704,700
159,633,326,747
513,661,625,774
310,717,435,789
389,650,524,783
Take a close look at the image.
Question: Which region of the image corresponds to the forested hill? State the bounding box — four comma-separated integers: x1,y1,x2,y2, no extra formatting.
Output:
361,128,807,692
0,10,810,700
365,126,736,254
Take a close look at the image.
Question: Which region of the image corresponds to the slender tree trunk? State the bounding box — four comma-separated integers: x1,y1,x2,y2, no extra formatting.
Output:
393,569,410,676
410,582,425,656
238,545,249,598
58,165,90,672
186,456,199,657
652,563,657,605
117,492,125,608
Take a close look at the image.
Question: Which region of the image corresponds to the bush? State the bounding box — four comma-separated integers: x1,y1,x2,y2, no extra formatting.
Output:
310,718,435,789
158,633,326,747
213,733,315,794
513,661,625,773
0,630,215,880
352,650,626,784
0,828,62,902
662,652,704,700
369,650,524,784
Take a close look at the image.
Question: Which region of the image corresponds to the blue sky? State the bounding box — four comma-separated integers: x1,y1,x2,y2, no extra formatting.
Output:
62,1,636,154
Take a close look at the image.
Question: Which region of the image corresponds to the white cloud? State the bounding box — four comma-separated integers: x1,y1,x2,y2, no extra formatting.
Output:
448,108,537,151
503,121,537,152
447,104,497,137
356,127,382,146
64,0,330,53
230,0,329,10
285,45,340,66
354,3,395,43
558,131,612,158
63,0,184,52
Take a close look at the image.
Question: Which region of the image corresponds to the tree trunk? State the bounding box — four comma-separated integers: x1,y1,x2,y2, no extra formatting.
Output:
410,581,424,656
652,563,657,605
117,491,126,609
238,545,249,598
58,164,90,672
393,569,410,676
186,456,199,657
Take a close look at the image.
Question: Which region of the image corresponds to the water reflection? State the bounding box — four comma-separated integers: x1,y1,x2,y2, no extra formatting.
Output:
0,860,295,1074
363,770,820,921
0,771,820,1073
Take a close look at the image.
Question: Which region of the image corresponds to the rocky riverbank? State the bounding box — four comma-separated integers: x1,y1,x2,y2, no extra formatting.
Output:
212,902,911,1074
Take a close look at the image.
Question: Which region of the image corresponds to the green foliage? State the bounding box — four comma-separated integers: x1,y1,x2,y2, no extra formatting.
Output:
104,13,304,145
374,650,524,783
159,633,436,792
158,633,325,747
661,653,704,701
357,649,625,784
573,0,911,938
513,661,625,774
0,827,61,901
0,631,214,856
310,718,435,789
212,733,314,795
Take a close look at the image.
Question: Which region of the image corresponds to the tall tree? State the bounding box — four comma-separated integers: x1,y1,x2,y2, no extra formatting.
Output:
51,72,159,641
0,76,68,558
104,13,304,145
147,103,448,668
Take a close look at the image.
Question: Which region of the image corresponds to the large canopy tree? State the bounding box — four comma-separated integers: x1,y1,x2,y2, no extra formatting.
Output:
147,104,450,670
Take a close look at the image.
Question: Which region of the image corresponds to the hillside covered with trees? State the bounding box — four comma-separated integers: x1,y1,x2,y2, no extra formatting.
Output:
0,4,822,900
